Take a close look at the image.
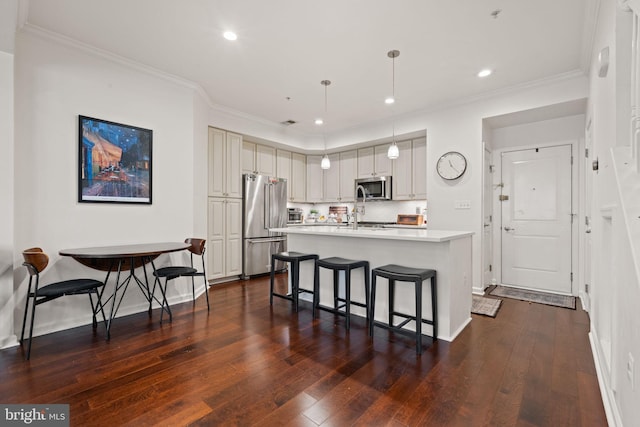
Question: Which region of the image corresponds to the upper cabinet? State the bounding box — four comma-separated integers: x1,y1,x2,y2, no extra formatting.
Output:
357,145,392,178
306,155,324,202
393,137,426,200
291,152,307,202
305,151,357,203
338,150,357,202
243,141,276,176
276,149,291,182
208,127,242,198
322,153,341,202
276,150,306,202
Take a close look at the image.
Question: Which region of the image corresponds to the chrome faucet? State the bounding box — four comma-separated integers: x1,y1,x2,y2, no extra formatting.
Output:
353,185,367,230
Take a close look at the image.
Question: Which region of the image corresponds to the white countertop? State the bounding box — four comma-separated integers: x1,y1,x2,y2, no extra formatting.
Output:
288,222,427,229
271,226,472,242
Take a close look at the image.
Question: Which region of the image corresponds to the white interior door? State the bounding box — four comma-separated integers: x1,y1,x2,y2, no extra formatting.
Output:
501,145,573,294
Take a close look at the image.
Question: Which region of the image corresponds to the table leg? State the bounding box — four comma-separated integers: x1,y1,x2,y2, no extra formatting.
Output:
104,259,124,340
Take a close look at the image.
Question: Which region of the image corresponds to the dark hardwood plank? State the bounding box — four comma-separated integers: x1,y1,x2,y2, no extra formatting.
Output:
0,275,607,426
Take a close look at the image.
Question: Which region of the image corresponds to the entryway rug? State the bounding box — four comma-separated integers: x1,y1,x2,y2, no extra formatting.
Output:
471,295,502,318
489,285,576,310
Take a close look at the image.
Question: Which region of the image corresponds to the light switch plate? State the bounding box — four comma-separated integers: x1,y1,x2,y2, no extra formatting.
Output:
454,200,471,209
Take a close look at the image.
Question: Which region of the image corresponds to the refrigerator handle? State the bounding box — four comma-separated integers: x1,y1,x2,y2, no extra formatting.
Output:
264,183,271,229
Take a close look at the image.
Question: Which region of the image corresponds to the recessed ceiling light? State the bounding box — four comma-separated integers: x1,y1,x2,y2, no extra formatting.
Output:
478,69,492,78
315,118,324,125
223,31,238,41
385,96,395,105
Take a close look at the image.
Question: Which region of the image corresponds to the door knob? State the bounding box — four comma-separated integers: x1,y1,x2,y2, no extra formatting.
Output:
504,226,515,232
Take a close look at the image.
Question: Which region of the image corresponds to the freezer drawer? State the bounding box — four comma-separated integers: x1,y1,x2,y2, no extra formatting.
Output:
243,237,287,278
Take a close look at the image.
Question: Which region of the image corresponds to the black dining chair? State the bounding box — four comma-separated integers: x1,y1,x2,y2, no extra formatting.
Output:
21,247,105,360
152,238,209,323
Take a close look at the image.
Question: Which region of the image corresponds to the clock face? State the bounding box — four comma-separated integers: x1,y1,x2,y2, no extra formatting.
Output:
437,151,467,180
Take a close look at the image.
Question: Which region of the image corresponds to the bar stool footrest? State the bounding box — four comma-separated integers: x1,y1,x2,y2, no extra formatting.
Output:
372,321,433,340
390,311,435,326
394,317,413,329
316,304,364,319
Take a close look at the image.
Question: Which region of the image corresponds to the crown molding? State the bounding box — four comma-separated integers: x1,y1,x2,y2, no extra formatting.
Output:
337,69,588,137
20,23,309,139
17,23,589,148
21,23,202,90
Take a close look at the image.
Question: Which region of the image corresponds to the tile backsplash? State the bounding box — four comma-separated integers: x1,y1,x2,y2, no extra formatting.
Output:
287,200,427,224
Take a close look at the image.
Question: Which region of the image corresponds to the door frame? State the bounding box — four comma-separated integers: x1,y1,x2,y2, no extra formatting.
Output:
492,139,581,295
579,119,591,311
481,143,494,291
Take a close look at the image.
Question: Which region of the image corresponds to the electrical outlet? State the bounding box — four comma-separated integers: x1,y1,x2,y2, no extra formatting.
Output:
454,200,471,209
628,353,635,390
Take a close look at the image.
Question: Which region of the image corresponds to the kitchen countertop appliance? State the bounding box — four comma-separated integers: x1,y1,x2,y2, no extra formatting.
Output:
242,174,288,278
288,208,303,224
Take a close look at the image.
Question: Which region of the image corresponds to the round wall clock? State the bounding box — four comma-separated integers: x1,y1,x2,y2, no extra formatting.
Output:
436,151,467,180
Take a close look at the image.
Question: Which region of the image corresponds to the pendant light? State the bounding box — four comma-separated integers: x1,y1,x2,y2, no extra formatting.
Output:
387,50,400,160
320,79,331,170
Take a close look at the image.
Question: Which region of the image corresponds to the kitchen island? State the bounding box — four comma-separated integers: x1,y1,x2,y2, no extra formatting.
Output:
270,226,473,341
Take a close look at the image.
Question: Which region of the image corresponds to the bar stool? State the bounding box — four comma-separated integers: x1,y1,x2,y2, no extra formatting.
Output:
313,257,370,330
270,251,319,312
369,264,437,355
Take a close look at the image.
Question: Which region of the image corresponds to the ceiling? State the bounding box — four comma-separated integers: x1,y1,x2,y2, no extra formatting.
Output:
22,0,596,137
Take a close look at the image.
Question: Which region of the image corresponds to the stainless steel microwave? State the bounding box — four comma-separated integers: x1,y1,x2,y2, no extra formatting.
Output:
355,176,392,201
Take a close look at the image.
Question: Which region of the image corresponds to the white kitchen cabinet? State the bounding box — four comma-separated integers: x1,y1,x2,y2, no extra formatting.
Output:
413,137,427,199
277,149,306,202
392,137,426,200
276,149,291,181
208,197,242,280
357,144,392,178
306,155,324,202
208,128,242,198
242,141,255,174
243,141,276,176
339,150,357,201
290,152,306,202
323,153,341,202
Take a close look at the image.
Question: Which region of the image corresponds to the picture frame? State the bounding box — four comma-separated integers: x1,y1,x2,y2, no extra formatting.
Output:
78,115,152,204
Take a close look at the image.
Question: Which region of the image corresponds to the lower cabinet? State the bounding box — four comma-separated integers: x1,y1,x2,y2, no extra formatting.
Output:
208,198,242,280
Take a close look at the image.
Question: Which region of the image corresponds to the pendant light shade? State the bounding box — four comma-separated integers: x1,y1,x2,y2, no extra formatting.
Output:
387,142,399,159
321,154,331,169
320,79,331,169
387,50,400,160
387,121,399,159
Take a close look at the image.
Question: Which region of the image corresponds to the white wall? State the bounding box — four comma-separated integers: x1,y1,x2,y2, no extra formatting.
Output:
491,114,585,149
0,51,17,348
10,29,199,340
586,0,640,425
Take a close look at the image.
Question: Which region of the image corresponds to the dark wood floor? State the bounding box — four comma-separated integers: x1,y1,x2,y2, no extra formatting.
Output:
0,274,607,426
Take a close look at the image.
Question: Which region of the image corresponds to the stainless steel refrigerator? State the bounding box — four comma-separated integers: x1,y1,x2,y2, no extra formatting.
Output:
242,174,288,278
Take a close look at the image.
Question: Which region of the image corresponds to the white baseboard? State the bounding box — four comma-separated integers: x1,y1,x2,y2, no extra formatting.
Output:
589,330,623,427
0,335,19,350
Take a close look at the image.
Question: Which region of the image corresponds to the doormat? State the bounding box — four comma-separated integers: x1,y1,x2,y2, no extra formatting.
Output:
471,295,502,318
489,285,576,310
